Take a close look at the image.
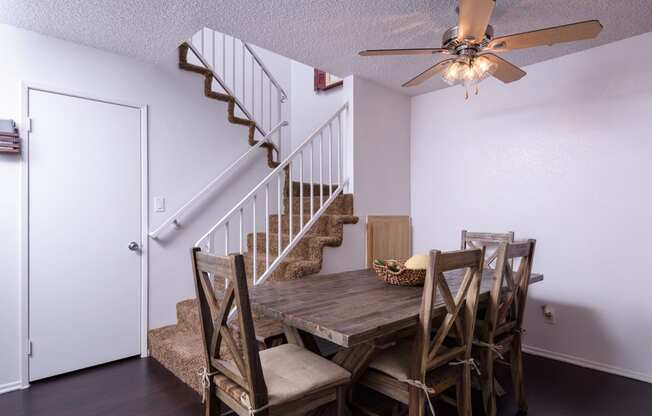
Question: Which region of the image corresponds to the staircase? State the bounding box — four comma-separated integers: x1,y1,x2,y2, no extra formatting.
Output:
149,185,357,393
178,42,279,168
148,28,357,394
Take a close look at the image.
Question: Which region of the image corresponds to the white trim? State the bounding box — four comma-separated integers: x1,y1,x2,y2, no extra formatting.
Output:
0,381,25,395
523,344,652,384
19,83,150,388
139,105,150,358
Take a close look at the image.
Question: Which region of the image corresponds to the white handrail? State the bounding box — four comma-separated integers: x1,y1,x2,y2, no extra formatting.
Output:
149,121,287,238
195,103,349,287
185,41,265,137
188,28,286,146
197,102,348,244
243,43,288,102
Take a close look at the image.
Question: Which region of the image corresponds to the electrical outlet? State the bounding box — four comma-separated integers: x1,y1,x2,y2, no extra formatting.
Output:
154,197,166,213
542,304,557,325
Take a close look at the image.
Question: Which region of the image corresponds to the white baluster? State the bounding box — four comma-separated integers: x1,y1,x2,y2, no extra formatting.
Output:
252,195,257,283
277,87,282,159
299,151,304,229
260,67,264,129
251,54,255,118
288,162,293,241
319,132,324,209
224,221,230,256
212,30,216,72
241,41,245,105
277,175,282,258
232,36,236,95
265,184,270,270
329,122,333,196
338,113,343,187
268,78,272,131
208,231,215,254
239,208,244,254
200,28,205,56
221,33,226,81
310,142,314,217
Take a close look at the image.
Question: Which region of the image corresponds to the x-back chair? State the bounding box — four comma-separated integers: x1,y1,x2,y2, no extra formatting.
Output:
190,248,350,416
474,239,536,416
358,248,485,416
460,230,514,268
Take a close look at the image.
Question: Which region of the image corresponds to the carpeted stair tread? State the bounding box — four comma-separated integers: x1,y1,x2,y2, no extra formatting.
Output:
178,42,278,169
148,325,206,393
284,194,354,216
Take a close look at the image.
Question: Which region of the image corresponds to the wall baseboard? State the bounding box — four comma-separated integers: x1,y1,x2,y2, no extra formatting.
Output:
0,380,23,395
523,344,652,384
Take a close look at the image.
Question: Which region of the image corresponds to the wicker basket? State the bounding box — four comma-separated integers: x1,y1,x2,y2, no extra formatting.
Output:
372,259,426,286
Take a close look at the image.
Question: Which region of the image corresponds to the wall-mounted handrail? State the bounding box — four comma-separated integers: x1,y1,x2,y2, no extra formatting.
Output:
189,28,287,146
149,120,288,239
243,43,288,102
185,41,266,137
195,102,349,287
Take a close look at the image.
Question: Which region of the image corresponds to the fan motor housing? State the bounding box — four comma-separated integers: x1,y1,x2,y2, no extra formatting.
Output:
443,25,494,55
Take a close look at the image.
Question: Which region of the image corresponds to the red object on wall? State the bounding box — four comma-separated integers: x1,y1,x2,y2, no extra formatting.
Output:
314,69,344,92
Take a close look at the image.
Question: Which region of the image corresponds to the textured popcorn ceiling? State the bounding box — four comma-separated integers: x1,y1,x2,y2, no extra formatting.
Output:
2,1,652,96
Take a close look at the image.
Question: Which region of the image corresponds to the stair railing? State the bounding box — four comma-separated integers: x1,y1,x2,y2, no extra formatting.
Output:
149,120,288,239
187,28,288,157
196,103,349,287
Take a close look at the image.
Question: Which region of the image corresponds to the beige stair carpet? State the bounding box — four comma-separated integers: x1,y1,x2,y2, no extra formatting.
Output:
149,189,357,394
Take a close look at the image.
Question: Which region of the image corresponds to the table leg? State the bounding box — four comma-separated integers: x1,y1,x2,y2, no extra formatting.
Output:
308,343,378,416
283,325,322,355
283,324,304,347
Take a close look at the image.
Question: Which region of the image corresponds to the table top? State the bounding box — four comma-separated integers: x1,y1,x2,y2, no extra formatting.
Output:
250,268,543,348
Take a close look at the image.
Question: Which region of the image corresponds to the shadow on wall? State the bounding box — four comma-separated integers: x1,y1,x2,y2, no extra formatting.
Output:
523,295,622,370
151,153,265,247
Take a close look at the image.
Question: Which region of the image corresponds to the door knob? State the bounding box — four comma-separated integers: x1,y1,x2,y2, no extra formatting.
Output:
128,241,140,251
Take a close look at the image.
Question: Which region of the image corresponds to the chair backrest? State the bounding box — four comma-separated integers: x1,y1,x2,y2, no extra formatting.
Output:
413,248,485,380
479,240,536,342
190,248,268,410
460,230,514,267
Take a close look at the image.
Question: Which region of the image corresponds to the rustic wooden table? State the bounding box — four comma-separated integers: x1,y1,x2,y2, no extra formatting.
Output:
250,268,543,413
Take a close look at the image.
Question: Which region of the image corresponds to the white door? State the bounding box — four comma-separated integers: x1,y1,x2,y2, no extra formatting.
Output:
28,89,143,381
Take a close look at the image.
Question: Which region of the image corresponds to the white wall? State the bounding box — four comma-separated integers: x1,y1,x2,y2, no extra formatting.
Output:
0,24,291,390
410,32,652,382
320,76,412,274
290,61,347,148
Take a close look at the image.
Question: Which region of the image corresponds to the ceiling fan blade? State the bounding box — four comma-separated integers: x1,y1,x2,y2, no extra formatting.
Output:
359,48,448,56
458,0,496,42
402,59,456,87
481,53,526,83
487,20,603,52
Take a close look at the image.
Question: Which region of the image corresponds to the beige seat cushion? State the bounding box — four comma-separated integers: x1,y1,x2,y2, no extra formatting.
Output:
369,340,460,381
368,340,414,380
215,343,350,409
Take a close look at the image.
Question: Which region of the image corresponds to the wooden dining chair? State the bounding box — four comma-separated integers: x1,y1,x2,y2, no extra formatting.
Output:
190,248,351,416
474,240,536,416
358,248,485,416
461,230,514,268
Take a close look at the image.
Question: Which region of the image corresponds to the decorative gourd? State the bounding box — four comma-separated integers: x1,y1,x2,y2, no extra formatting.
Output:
404,254,429,270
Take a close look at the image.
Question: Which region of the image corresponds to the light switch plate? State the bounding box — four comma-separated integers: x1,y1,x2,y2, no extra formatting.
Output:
154,197,166,213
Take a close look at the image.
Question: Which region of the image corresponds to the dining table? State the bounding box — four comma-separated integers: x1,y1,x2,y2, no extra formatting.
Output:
249,267,543,412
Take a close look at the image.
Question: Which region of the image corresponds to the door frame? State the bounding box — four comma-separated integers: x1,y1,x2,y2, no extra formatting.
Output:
19,82,149,389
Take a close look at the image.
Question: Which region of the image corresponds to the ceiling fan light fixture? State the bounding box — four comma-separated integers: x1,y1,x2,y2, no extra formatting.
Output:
441,56,496,88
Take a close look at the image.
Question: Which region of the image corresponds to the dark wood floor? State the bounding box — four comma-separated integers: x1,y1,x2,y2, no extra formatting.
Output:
1,354,650,416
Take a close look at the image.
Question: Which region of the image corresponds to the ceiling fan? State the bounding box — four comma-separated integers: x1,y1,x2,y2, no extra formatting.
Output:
359,0,603,97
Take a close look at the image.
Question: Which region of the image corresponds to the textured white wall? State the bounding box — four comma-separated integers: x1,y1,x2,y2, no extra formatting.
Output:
290,61,347,151
410,32,652,382
320,76,412,274
0,24,291,390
